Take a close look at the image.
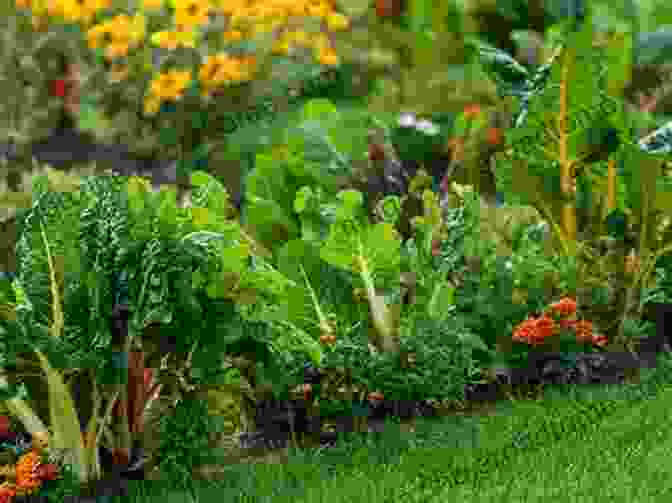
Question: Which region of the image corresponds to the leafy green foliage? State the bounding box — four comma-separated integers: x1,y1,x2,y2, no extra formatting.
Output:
244,99,374,251
12,174,112,374
433,189,578,368
154,396,218,494
321,190,401,285
4,168,318,429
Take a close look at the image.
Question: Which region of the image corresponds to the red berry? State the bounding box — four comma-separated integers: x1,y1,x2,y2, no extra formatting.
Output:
51,79,67,98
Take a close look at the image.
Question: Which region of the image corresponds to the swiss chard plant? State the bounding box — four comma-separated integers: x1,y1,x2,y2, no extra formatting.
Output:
479,8,672,349
0,166,315,479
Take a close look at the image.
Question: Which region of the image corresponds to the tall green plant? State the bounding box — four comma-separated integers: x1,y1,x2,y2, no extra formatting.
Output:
483,8,672,347
0,168,317,480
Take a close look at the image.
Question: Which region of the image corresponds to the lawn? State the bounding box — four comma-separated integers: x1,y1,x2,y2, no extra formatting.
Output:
114,351,672,502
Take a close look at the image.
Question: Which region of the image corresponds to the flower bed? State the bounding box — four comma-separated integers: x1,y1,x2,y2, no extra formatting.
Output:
5,1,672,497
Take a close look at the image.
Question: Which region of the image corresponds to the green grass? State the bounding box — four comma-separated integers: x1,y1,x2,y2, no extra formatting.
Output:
109,351,672,502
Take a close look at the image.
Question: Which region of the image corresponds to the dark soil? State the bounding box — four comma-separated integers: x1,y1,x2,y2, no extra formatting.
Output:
198,331,671,474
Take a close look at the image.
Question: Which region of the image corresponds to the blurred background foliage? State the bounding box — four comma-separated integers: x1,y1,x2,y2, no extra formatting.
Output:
4,0,672,274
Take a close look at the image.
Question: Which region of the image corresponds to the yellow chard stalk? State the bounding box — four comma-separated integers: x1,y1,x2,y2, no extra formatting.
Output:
38,220,95,483
2,220,99,484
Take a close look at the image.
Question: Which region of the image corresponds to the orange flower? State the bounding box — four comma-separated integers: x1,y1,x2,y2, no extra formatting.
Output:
547,297,577,318
512,317,541,345
536,316,557,340
559,318,577,331
0,484,17,503
513,316,558,346
14,450,42,495
574,319,594,342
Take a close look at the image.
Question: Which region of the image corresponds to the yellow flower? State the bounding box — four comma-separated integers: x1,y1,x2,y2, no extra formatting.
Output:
173,0,212,27
150,28,198,49
87,13,142,53
129,13,147,44
286,30,311,47
306,1,330,18
106,14,132,32
199,54,231,84
88,0,112,11
85,14,145,59
199,53,256,93
59,0,98,24
105,41,132,60
211,0,246,15
317,46,339,66
86,22,116,50
222,30,243,42
251,20,280,34
287,3,308,16
263,5,287,20
143,94,162,116
44,0,68,17
15,0,31,8
141,0,164,9
326,12,349,31
310,32,330,51
149,69,192,102
272,40,292,55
